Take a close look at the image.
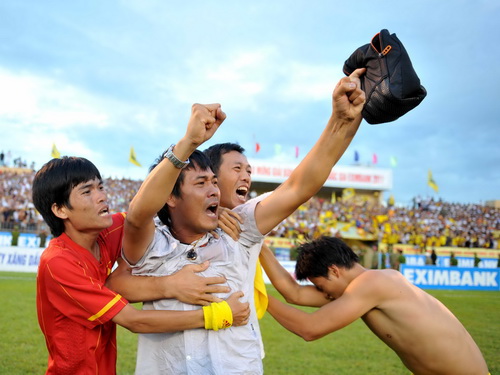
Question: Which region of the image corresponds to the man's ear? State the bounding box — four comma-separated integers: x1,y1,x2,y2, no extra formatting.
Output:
328,265,340,279
166,194,177,209
51,203,69,220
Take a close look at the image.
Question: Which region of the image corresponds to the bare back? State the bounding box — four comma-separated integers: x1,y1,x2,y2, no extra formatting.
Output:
359,270,488,375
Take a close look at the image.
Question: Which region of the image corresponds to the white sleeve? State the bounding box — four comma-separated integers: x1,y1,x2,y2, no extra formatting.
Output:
232,192,270,248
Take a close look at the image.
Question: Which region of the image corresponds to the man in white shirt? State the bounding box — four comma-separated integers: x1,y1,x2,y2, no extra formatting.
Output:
122,69,366,374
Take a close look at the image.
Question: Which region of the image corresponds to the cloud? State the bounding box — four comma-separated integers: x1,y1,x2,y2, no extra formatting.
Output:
158,48,275,112
0,69,109,129
157,46,344,114
279,62,343,101
0,0,498,204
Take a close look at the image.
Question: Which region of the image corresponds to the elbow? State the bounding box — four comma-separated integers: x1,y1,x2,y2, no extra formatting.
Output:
302,333,321,342
117,290,139,304
273,283,303,306
125,215,143,231
302,335,315,342
284,295,301,305
113,306,149,334
125,201,153,230
105,277,131,301
104,278,114,290
299,328,325,342
301,332,322,342
122,322,139,333
126,323,145,334
120,318,150,334
105,279,125,299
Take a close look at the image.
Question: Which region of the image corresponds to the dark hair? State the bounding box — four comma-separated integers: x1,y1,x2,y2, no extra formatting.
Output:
149,149,212,226
203,143,245,175
32,157,102,237
295,236,359,281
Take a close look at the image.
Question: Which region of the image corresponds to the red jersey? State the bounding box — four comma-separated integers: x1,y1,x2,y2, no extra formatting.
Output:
36,213,128,375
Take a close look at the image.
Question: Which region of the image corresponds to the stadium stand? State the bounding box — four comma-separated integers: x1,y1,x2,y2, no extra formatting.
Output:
1,169,498,250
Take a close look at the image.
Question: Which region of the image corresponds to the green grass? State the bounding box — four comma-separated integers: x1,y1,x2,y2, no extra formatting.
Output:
1,272,499,374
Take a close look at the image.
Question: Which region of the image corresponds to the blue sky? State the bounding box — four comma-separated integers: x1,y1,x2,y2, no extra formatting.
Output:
1,0,498,205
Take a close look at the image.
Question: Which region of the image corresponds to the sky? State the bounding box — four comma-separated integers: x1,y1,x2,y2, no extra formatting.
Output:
1,0,499,206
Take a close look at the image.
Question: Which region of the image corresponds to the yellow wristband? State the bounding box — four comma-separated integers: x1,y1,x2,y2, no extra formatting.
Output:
202,301,233,331
203,304,214,330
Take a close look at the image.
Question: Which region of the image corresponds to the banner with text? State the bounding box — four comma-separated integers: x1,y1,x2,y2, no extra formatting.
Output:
248,159,392,190
404,254,498,268
401,265,500,291
0,246,43,272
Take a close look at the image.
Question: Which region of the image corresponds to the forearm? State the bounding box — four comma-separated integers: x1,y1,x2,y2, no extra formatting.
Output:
114,304,205,333
267,296,323,341
284,115,361,203
127,138,196,227
255,115,362,234
107,259,230,305
260,245,329,307
124,138,198,263
106,269,172,303
260,245,301,303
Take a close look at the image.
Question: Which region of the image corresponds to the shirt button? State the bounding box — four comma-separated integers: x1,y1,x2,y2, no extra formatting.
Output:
186,355,191,360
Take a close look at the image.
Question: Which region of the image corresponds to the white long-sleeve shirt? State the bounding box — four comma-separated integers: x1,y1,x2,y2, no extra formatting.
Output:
129,195,266,375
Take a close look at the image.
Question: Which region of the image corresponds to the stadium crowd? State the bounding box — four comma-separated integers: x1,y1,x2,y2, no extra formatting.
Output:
272,194,500,249
1,169,499,249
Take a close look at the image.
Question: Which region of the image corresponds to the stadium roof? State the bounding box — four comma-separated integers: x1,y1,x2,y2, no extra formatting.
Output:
248,159,392,191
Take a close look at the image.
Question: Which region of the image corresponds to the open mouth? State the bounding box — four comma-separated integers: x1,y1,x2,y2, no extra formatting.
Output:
98,207,110,216
236,186,248,200
206,203,218,216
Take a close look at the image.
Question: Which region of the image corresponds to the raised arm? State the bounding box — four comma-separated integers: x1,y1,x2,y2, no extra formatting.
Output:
106,259,229,305
259,244,329,307
254,69,366,235
123,104,226,264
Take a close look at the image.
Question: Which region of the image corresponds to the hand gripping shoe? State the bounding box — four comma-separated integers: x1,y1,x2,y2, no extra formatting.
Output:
343,29,427,124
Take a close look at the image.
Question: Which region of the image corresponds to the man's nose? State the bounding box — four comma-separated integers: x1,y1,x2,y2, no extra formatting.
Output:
97,189,107,202
209,185,220,197
241,170,251,182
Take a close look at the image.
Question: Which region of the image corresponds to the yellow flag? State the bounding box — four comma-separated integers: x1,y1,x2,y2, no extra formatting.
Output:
254,259,268,319
129,147,142,167
342,187,355,201
388,194,395,206
51,143,61,159
375,215,389,224
428,170,439,193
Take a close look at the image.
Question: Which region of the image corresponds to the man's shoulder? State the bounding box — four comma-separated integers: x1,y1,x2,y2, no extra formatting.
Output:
40,241,62,261
39,238,80,271
153,219,176,241
362,269,403,283
233,192,271,215
350,269,404,294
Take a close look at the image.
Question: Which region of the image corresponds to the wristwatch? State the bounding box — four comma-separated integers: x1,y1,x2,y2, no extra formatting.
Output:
163,144,190,169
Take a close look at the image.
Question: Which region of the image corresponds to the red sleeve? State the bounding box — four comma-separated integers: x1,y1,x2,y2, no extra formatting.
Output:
42,254,128,329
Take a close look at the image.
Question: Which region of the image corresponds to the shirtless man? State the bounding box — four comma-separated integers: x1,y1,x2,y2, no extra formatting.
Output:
260,236,489,375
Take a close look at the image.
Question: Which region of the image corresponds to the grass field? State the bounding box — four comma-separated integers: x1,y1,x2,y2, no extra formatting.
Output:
1,271,499,374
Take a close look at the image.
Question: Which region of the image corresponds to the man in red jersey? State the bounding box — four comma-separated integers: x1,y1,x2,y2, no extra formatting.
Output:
32,104,249,375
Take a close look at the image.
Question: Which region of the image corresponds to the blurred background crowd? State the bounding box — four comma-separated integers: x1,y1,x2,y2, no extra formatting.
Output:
1,168,499,250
